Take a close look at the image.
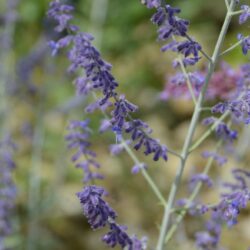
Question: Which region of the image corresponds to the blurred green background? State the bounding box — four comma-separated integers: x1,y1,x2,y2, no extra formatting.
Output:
1,0,250,249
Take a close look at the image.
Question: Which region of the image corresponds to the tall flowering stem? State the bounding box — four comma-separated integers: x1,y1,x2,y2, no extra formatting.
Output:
156,1,237,249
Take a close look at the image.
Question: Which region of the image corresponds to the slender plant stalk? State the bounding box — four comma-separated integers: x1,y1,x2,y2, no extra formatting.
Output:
88,5,168,206
156,2,236,249
164,140,223,243
92,92,166,205
220,40,242,57
189,111,229,152
178,58,197,105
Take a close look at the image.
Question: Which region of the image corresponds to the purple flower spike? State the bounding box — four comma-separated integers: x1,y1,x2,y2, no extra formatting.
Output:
238,34,250,55
77,186,117,229
102,223,132,248
66,119,104,183
47,0,76,32
239,5,250,24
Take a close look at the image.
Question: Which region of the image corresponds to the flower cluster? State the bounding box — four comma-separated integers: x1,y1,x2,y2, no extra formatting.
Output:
160,63,242,101
77,185,147,249
65,119,104,183
0,137,17,249
201,151,227,166
202,117,237,142
195,168,250,249
47,0,168,162
149,3,202,66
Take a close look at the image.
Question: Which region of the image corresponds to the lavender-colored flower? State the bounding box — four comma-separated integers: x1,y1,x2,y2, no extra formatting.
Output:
65,119,104,183
99,119,112,133
102,223,133,248
177,39,202,58
212,169,250,228
111,95,138,131
125,119,168,161
176,199,208,216
195,220,221,250
77,185,117,229
202,117,237,141
141,0,161,9
130,235,147,250
47,0,76,32
239,5,250,24
201,151,227,166
109,140,131,156
131,163,147,174
48,0,168,162
189,173,213,188
237,34,250,55
213,88,250,124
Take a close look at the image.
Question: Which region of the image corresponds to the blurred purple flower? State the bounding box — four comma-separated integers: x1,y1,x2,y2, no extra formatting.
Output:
65,119,104,183
201,151,227,166
189,173,213,189
239,5,250,24
237,34,250,55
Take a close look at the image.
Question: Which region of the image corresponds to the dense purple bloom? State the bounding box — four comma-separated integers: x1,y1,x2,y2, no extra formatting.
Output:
65,119,104,183
202,117,237,141
212,169,250,227
239,5,250,24
102,223,133,248
47,0,76,32
103,224,147,250
177,40,202,58
151,4,189,40
213,88,250,124
125,119,168,161
111,95,138,131
237,34,250,55
77,185,117,229
48,0,167,162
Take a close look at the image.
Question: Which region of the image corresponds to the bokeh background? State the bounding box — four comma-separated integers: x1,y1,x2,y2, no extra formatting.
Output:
0,0,250,249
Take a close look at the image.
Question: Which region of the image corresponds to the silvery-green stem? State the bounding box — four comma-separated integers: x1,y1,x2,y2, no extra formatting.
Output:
164,140,223,243
90,0,166,205
220,40,242,57
189,111,229,153
91,93,166,205
156,2,236,249
178,58,197,105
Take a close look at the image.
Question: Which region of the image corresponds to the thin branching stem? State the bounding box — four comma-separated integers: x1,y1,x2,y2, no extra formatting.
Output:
156,1,236,249
178,58,197,105
164,140,223,243
189,111,229,153
220,40,242,57
91,93,166,205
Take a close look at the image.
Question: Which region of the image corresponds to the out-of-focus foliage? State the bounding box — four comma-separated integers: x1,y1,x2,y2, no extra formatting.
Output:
1,0,249,249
